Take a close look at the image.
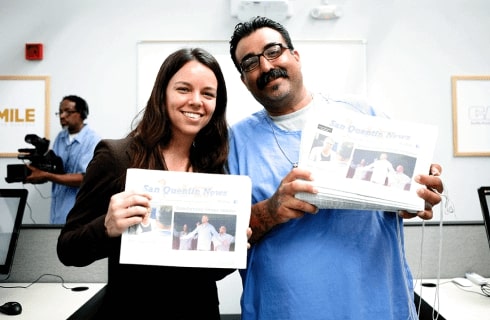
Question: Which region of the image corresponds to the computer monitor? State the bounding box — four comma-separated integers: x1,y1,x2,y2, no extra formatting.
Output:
478,186,490,251
0,189,28,278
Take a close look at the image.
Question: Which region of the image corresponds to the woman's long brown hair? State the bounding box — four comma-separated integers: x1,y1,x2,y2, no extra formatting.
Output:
127,47,229,174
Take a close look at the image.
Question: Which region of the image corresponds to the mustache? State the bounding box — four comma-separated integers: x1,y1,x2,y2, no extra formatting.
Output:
257,68,288,90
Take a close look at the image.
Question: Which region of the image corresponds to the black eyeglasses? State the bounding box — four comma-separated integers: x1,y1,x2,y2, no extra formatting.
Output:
239,43,290,73
55,110,78,117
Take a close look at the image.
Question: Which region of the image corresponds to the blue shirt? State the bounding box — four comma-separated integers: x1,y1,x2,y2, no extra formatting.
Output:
50,124,101,224
228,94,417,320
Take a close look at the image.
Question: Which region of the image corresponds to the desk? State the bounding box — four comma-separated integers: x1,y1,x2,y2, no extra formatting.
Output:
0,283,106,319
414,279,490,320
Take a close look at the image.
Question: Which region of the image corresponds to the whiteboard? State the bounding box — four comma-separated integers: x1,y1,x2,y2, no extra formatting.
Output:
137,40,367,125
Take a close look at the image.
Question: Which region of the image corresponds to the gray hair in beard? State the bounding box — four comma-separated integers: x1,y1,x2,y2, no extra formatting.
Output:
257,68,288,90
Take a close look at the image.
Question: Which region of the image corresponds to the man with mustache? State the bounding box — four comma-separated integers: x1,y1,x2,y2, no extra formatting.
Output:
227,16,444,320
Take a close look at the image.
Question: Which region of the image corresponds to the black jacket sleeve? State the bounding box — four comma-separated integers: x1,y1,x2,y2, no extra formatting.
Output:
57,138,131,267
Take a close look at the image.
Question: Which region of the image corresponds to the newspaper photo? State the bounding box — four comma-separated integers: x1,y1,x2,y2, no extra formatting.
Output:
295,107,438,212
120,169,251,269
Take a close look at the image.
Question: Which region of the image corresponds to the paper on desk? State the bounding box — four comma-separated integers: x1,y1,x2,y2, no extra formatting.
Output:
120,169,251,269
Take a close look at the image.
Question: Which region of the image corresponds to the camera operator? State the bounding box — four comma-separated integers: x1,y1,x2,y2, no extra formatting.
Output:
24,95,101,224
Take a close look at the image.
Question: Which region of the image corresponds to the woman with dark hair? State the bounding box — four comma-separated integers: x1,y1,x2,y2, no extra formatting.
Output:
57,47,233,319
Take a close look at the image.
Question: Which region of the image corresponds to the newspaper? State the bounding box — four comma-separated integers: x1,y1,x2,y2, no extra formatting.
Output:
295,107,438,212
120,169,251,269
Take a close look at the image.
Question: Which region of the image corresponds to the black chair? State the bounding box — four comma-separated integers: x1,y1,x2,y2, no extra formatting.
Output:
478,186,490,250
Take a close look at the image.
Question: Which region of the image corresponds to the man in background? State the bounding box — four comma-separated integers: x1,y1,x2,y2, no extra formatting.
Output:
213,225,235,251
24,95,101,224
308,135,336,161
367,152,396,185
184,215,220,251
392,164,412,190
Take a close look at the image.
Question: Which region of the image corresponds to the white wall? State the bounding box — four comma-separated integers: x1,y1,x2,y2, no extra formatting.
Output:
1,0,489,315
1,0,489,224
1,0,490,223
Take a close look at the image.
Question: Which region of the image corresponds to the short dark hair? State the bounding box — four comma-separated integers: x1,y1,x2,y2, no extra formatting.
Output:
62,95,89,119
229,16,294,73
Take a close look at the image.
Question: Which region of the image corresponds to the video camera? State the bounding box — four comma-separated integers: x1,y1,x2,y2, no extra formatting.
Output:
5,134,64,183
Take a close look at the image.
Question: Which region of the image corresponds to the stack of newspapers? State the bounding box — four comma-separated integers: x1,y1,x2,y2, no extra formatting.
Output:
295,107,438,212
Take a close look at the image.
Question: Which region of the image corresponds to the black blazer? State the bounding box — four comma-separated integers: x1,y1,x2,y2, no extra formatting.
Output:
58,137,235,319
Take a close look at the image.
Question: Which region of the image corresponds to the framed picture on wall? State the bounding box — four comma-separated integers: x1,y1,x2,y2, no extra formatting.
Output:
0,75,51,157
451,75,490,156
